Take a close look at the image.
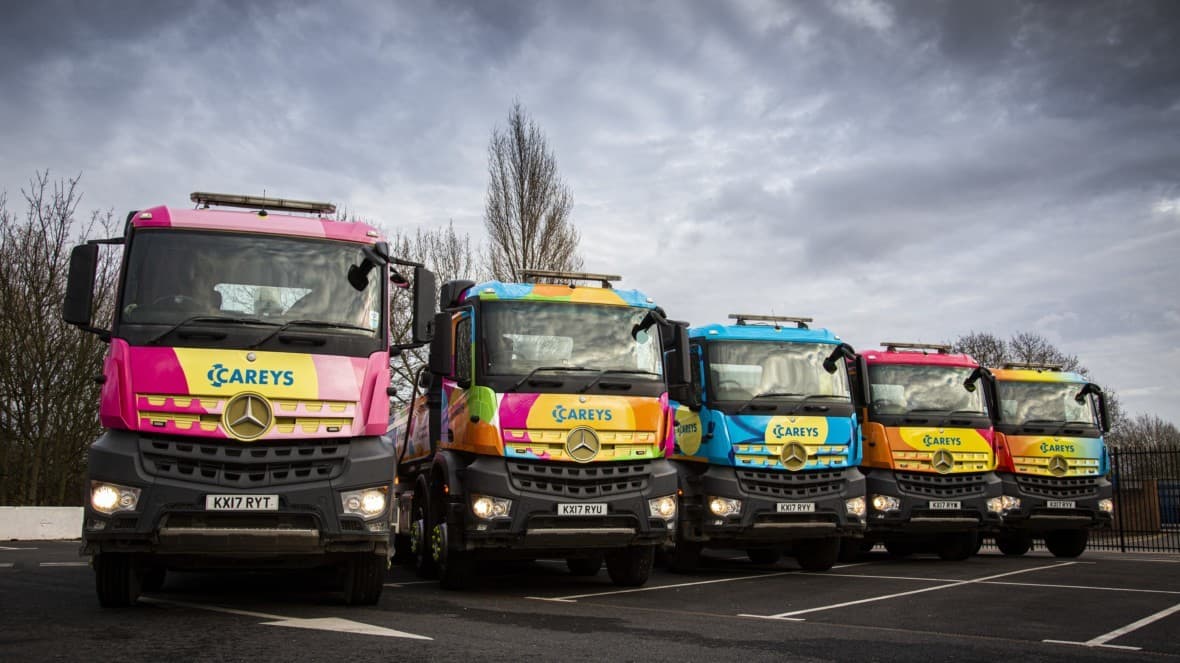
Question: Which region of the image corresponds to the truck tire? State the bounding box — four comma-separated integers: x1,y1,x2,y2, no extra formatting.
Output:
995,532,1032,556
605,546,654,587
433,520,474,590
411,499,437,579
566,555,604,577
1045,529,1089,558
342,553,386,605
936,532,978,561
746,548,781,565
795,538,840,571
666,538,702,574
94,553,142,608
141,566,166,593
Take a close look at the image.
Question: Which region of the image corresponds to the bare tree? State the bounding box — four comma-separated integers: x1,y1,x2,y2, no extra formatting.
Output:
951,331,1008,369
0,172,117,506
1106,413,1180,450
387,221,479,405
483,102,582,281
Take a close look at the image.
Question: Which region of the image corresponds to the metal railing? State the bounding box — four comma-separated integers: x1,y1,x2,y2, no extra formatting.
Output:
1091,447,1180,553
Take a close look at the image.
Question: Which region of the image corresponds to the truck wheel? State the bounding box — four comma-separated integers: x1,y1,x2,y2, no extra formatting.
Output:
605,546,654,587
995,532,1032,556
411,500,437,579
342,553,386,605
746,548,781,565
566,555,604,577
936,532,978,561
884,539,915,558
141,566,166,593
94,553,142,608
667,538,702,574
1045,529,1089,558
795,538,840,571
433,521,474,590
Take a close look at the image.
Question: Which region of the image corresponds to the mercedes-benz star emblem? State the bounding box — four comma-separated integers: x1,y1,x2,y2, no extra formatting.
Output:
222,393,273,441
565,427,600,463
1048,454,1070,477
780,441,809,471
931,449,955,474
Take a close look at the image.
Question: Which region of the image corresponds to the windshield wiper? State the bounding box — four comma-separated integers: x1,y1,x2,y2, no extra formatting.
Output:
249,319,374,349
739,392,801,412
509,366,598,392
146,315,272,345
1023,418,1065,425
950,409,987,416
578,369,660,393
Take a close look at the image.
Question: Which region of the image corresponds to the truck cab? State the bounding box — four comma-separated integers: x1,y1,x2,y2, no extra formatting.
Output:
851,343,1002,560
391,270,689,589
667,315,866,572
63,192,434,607
987,362,1113,557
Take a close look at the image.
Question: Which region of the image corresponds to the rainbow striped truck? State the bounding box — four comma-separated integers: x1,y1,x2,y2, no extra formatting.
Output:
63,192,435,607
847,343,1002,560
987,363,1113,557
391,270,689,589
666,315,866,572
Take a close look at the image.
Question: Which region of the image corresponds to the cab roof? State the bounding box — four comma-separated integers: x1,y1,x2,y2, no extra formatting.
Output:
462,280,658,309
129,205,381,244
861,348,980,368
690,322,842,345
990,367,1088,384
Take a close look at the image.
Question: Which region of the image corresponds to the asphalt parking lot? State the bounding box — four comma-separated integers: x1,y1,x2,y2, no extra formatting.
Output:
1,541,1178,662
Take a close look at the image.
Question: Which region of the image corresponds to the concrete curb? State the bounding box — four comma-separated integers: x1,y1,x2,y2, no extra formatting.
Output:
0,507,83,541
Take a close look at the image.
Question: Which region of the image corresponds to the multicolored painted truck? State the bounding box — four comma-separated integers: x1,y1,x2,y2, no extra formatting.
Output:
62,192,435,607
848,342,1002,560
666,315,866,571
986,362,1113,557
391,270,689,589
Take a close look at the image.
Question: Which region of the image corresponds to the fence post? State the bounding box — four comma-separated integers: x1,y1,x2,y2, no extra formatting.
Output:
1113,447,1127,554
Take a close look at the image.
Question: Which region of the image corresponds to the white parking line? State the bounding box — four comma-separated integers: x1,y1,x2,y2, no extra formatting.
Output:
383,580,439,588
0,546,38,551
0,563,13,568
525,562,872,603
39,562,88,567
740,562,1077,621
1044,601,1180,651
140,597,432,640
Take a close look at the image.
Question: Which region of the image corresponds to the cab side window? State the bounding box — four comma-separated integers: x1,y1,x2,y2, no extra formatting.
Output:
454,315,472,385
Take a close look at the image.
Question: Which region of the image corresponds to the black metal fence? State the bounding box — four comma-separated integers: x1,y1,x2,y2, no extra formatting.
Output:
1090,447,1180,553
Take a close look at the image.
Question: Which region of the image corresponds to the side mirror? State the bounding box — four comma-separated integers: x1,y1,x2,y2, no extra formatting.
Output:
660,321,690,387
823,342,856,374
348,241,392,291
428,311,452,376
411,266,437,345
856,355,871,407
63,244,99,329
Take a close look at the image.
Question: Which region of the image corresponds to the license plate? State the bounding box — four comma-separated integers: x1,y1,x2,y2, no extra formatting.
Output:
776,502,816,513
929,501,961,510
205,494,279,511
558,503,607,516
1046,500,1076,509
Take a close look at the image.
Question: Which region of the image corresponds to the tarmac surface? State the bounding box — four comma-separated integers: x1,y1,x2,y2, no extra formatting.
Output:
1,541,1178,661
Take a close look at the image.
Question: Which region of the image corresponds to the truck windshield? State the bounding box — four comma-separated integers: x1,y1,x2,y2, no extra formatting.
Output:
706,341,850,402
119,229,382,333
482,302,662,377
995,381,1098,426
867,364,987,415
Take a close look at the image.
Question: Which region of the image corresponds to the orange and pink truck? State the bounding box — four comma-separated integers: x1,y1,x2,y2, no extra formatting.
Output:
63,192,434,606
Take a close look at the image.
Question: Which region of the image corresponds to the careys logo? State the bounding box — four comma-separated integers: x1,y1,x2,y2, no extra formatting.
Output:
550,404,614,424
675,407,703,456
921,434,963,447
765,416,829,445
1040,439,1077,454
207,363,295,389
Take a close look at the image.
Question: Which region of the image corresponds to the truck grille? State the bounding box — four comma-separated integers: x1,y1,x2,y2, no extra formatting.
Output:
736,469,847,500
895,471,988,498
139,437,347,488
1015,474,1102,499
507,460,650,499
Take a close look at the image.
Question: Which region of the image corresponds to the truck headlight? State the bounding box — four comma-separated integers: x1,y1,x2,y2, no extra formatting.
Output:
340,486,388,519
987,497,1004,513
845,497,866,517
90,482,140,514
1001,496,1021,511
1099,498,1114,513
471,494,512,520
871,494,900,512
648,495,677,520
708,497,742,517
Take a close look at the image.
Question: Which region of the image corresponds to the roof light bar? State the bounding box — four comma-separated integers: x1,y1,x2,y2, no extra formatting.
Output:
881,342,952,354
1002,361,1064,371
520,269,620,288
190,191,337,215
729,314,812,329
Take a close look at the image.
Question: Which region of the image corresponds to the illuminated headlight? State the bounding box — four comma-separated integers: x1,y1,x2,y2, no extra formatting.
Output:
340,486,388,519
845,497,866,517
708,497,742,517
1001,496,1021,511
1099,498,1114,513
871,494,901,512
471,494,512,520
648,495,677,520
90,482,140,514
987,497,1004,513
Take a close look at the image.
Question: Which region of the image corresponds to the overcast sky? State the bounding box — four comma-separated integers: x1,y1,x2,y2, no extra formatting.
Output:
3,0,1177,423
